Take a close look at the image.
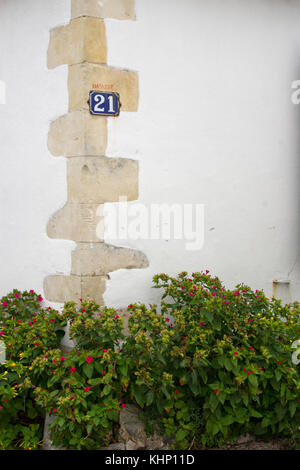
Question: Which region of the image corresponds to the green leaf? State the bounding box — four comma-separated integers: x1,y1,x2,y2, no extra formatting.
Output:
120,362,128,376
224,358,232,371
275,370,282,382
191,369,198,385
175,429,187,443
221,415,234,426
83,363,94,379
289,400,297,418
133,387,145,408
248,374,258,389
250,409,263,418
189,381,200,397
103,385,111,396
275,403,286,420
146,390,155,406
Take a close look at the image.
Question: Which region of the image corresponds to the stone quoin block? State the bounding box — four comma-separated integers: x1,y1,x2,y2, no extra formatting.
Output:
71,0,136,21
47,17,107,69
68,63,139,112
48,111,107,157
47,203,105,242
67,156,139,204
71,242,149,276
44,274,106,305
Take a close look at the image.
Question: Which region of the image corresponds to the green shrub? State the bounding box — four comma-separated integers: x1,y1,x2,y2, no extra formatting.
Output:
29,300,126,450
124,271,300,448
0,289,66,449
0,272,299,450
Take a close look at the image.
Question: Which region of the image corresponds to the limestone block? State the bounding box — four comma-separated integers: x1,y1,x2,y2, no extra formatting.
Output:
68,63,139,112
71,0,136,21
47,203,104,242
117,308,130,336
99,443,126,450
71,242,149,276
44,275,81,303
44,274,106,305
43,414,66,450
118,404,172,450
67,156,138,204
81,276,106,304
47,17,107,69
48,111,107,157
119,404,147,449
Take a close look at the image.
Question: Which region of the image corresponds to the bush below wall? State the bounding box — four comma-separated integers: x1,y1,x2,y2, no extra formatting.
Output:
0,271,299,450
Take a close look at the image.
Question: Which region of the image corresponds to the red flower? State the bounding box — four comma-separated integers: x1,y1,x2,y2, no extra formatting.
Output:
121,403,126,408
103,349,107,353
175,390,179,394
278,361,282,364
52,409,57,413
165,318,170,322
114,315,119,319
34,342,39,347
0,332,4,336
60,356,66,361
81,309,85,313
102,371,106,375
214,389,219,394
2,302,7,307
38,297,43,302
50,319,55,323
85,355,93,364
84,387,91,392
128,304,133,308
70,367,76,373
14,294,19,298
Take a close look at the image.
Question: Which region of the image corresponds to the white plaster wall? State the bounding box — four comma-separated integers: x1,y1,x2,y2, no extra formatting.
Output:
104,0,300,307
0,0,72,301
1,0,300,309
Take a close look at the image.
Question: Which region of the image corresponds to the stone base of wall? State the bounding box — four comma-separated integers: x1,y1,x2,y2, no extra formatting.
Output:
42,404,172,450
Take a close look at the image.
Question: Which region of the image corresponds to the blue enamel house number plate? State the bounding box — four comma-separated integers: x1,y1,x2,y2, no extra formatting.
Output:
89,90,120,116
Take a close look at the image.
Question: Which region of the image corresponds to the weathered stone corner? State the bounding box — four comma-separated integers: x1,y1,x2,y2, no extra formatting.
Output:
71,0,136,21
67,156,139,204
45,0,145,309
47,202,104,242
47,17,107,69
44,274,107,305
71,242,149,276
48,111,107,157
68,63,139,112
117,404,172,450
